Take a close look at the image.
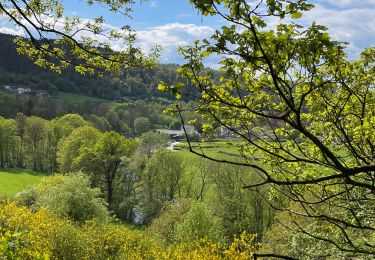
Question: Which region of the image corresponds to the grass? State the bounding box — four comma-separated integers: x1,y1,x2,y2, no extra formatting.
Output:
175,139,243,160
54,91,126,109
0,168,45,197
54,91,106,103
0,89,12,97
1,89,128,110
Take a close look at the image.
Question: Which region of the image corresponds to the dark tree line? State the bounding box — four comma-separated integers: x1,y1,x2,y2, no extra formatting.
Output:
0,33,199,101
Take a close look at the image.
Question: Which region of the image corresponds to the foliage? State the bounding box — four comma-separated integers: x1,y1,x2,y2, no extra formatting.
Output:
53,113,89,130
0,117,19,168
147,199,193,245
0,201,146,259
181,157,213,201
136,149,184,224
159,0,375,257
24,116,48,171
57,125,101,173
73,131,138,207
0,201,257,259
208,163,273,242
134,117,152,135
262,199,375,259
32,174,108,222
175,202,223,243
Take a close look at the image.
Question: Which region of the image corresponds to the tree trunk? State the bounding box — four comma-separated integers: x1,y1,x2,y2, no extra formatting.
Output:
107,174,113,208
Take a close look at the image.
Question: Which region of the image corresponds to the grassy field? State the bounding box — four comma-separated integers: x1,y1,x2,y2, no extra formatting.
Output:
54,91,124,109
175,139,243,160
0,168,45,197
55,91,108,103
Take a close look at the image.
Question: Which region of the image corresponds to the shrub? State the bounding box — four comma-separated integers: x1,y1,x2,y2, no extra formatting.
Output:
168,119,181,130
134,117,151,135
175,202,224,243
0,201,256,259
17,173,108,222
147,199,192,244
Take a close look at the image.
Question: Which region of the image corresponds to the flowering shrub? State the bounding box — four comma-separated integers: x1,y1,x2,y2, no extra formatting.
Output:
0,201,257,259
16,173,108,223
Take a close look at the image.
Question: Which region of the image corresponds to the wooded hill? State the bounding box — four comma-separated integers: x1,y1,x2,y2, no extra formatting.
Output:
0,33,189,101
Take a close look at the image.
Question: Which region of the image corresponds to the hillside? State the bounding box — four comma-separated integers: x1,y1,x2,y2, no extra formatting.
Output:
0,33,187,101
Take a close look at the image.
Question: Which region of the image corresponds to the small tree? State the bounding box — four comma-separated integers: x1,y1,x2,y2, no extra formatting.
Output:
169,119,181,130
175,202,223,243
57,126,101,173
137,149,184,224
147,199,192,245
73,131,138,208
24,116,47,171
34,173,108,222
134,117,151,135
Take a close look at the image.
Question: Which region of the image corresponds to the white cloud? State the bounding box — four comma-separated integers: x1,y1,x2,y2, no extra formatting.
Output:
136,23,214,62
0,16,24,36
301,3,375,57
0,26,23,36
0,11,214,63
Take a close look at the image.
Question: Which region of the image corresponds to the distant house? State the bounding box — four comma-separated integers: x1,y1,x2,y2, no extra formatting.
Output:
155,124,198,140
2,85,49,97
16,87,31,95
3,85,12,91
155,129,185,139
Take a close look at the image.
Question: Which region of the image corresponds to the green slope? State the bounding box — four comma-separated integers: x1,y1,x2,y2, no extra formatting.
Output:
54,91,125,109
0,168,45,197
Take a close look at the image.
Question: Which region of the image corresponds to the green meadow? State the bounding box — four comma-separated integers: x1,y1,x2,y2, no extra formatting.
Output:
0,168,45,197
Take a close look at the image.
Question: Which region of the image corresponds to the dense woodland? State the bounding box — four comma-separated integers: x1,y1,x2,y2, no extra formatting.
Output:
0,93,188,133
0,33,198,101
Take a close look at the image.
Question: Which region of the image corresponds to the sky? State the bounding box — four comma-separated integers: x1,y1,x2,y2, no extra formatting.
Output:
1,0,374,65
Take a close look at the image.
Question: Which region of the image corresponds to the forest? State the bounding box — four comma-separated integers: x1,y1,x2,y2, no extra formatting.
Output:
0,0,374,259
0,33,200,101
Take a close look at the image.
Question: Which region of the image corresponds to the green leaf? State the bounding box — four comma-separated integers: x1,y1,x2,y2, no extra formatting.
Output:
291,12,302,19
157,82,167,91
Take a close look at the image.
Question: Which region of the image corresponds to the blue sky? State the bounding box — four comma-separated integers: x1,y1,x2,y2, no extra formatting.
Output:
1,0,374,65
63,0,220,30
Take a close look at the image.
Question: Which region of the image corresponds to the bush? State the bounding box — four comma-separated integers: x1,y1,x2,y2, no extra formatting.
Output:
147,200,224,245
14,187,38,208
134,117,151,135
0,201,84,259
169,119,181,130
0,201,257,259
147,199,192,244
0,201,151,259
17,173,108,222
175,202,224,243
